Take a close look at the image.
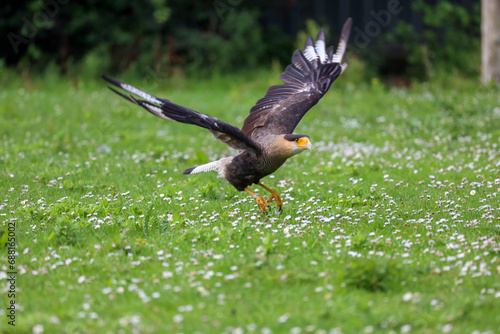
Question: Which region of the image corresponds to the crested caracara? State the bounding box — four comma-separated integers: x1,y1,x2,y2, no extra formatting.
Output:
102,18,352,212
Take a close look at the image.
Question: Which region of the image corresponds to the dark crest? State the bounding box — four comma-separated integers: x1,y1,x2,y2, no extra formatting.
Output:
284,134,309,142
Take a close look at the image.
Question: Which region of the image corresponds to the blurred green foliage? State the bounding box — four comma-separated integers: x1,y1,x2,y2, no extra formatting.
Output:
385,0,480,79
1,0,293,77
176,10,267,76
1,0,481,81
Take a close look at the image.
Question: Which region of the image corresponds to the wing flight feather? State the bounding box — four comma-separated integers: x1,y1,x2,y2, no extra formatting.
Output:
102,75,261,152
241,18,352,139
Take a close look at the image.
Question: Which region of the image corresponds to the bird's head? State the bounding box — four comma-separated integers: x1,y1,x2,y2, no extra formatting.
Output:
284,134,312,155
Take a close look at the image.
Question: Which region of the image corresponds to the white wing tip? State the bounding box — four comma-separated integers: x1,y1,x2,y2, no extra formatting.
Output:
340,63,348,74
304,46,318,62
315,40,326,63
121,83,163,106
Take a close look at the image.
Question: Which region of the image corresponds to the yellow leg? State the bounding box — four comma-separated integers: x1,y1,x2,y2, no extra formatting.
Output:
258,183,283,211
244,188,269,212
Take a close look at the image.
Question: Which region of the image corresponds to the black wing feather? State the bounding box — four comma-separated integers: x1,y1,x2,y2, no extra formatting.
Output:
242,18,352,139
326,46,334,60
102,75,261,153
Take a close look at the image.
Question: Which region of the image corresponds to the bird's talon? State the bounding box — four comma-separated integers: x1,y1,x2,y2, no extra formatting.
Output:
254,195,270,212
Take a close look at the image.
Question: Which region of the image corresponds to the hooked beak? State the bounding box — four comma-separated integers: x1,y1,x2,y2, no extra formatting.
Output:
297,137,312,150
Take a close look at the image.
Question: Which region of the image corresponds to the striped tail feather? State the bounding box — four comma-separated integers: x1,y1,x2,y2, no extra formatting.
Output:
183,159,226,175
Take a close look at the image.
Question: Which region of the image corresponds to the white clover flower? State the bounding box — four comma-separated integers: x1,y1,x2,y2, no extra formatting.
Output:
32,325,44,334
402,292,413,301
401,324,412,333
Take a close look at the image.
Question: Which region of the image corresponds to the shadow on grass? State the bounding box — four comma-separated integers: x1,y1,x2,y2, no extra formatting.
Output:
341,258,407,292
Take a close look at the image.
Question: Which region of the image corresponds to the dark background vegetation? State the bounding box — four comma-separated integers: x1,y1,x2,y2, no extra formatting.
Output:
1,0,480,81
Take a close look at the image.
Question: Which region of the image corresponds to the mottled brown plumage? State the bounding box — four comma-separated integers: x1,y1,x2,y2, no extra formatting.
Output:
102,18,352,212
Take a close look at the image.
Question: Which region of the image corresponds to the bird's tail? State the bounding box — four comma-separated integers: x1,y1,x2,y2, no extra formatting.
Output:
183,158,226,175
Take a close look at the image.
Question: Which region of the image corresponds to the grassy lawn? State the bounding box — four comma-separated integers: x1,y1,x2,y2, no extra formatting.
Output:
1,69,499,334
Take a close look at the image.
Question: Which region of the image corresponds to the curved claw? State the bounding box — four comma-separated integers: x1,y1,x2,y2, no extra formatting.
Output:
244,187,270,212
259,183,283,211
255,195,270,212
267,195,282,211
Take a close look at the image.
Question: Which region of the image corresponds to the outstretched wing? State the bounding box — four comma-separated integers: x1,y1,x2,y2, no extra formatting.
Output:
241,18,352,140
102,75,261,153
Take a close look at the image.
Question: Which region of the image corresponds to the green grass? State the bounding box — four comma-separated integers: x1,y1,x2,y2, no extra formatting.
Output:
1,69,500,334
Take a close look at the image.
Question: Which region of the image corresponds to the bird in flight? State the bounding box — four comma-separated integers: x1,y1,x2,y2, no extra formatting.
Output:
102,18,352,212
